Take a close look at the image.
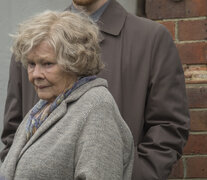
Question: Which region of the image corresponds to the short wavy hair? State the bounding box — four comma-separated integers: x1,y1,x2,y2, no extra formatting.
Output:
11,10,104,76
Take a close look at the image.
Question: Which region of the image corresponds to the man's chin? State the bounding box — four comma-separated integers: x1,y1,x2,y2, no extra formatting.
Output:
73,0,95,6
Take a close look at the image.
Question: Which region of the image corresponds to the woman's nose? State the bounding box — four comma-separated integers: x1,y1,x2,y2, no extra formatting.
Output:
32,65,44,78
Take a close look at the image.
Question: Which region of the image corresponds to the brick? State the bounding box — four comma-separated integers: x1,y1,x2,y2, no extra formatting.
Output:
176,42,207,64
186,86,207,108
184,65,207,84
190,110,207,131
178,19,207,41
186,156,207,178
185,0,207,18
146,0,207,20
168,159,184,179
158,21,175,40
146,0,184,20
183,134,207,154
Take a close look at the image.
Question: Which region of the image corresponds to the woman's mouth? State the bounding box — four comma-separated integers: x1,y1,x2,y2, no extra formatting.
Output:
36,85,49,89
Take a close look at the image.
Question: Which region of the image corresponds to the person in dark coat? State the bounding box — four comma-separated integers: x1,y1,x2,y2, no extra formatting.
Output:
1,0,190,179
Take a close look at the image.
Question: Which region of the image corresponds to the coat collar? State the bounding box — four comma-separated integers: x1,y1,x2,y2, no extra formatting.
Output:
18,78,108,159
65,0,127,36
97,0,127,36
65,77,107,103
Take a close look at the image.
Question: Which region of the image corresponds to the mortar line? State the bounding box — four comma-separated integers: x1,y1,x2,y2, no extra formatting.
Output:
183,157,187,179
183,154,207,158
184,64,207,67
186,84,207,87
190,132,207,135
157,16,207,22
175,21,179,43
176,40,207,44
189,108,207,111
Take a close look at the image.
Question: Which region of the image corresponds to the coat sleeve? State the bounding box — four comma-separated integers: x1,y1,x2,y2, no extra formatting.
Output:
74,101,134,180
134,25,190,180
0,55,23,162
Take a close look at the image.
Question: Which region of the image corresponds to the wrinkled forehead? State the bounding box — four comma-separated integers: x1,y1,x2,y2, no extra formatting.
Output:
27,41,56,61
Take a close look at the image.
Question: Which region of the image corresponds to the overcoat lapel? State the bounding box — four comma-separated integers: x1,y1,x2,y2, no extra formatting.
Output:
97,0,126,36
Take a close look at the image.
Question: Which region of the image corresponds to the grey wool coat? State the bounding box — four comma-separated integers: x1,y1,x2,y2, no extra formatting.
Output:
0,78,134,180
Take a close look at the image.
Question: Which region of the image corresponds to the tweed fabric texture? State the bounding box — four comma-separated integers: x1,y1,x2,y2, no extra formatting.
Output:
0,78,134,180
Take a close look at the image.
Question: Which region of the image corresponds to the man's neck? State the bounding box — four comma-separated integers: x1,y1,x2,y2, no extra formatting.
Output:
73,0,108,14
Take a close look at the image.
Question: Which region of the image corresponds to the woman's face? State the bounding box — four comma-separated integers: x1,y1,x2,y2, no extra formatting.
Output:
27,41,77,103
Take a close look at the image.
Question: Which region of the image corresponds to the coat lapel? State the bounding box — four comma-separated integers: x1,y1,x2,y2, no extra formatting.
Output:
98,0,127,36
18,101,67,160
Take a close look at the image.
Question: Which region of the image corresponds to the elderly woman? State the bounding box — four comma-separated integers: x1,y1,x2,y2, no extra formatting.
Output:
0,11,134,180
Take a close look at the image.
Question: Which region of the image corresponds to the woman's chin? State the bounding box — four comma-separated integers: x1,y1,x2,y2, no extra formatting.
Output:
37,94,55,102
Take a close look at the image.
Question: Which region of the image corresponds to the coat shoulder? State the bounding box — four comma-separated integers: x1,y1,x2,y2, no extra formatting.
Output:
124,13,170,38
81,85,114,104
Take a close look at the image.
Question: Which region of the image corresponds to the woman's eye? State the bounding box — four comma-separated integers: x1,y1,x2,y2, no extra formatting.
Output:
28,62,35,68
43,62,54,67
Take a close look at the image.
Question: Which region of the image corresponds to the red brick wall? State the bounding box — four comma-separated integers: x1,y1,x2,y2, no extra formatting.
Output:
145,0,207,179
